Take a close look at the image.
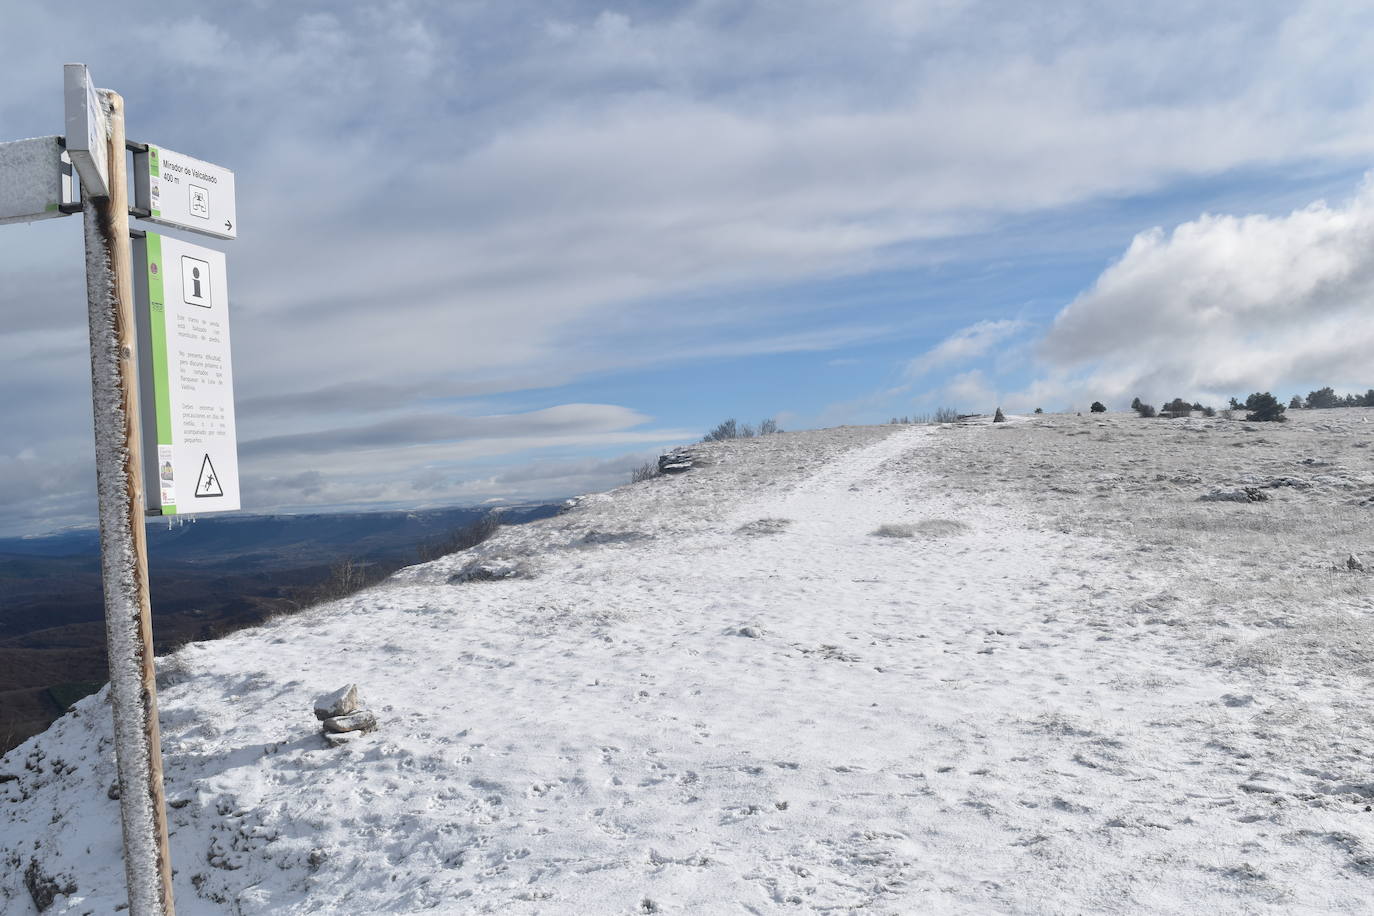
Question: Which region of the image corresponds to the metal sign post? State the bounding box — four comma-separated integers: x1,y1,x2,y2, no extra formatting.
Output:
1,62,241,916
78,86,177,916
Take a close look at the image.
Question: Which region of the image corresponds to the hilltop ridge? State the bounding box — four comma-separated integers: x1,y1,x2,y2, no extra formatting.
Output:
3,415,1373,914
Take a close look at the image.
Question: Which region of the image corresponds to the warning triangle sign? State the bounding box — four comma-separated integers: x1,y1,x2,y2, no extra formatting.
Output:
194,454,224,498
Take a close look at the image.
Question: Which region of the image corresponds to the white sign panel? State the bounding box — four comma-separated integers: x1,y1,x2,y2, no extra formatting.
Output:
133,233,240,514
63,64,108,198
134,145,237,239
0,136,72,225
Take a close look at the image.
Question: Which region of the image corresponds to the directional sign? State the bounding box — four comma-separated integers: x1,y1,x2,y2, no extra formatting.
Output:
63,64,108,198
133,232,240,514
0,136,73,225
134,145,237,239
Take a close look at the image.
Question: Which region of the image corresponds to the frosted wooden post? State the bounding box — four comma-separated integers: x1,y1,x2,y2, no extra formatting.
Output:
82,87,177,916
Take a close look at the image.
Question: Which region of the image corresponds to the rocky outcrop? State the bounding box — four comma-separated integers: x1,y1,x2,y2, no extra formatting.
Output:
1199,487,1268,503
658,449,698,473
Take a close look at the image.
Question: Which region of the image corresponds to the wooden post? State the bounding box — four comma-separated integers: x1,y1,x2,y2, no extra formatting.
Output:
82,88,177,916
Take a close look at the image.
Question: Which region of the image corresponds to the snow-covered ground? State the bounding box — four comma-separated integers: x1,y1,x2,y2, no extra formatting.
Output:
4,413,1374,914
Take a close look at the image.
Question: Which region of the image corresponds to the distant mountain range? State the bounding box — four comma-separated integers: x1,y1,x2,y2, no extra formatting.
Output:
0,502,562,752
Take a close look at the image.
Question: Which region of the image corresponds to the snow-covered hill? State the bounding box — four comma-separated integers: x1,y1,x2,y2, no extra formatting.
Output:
4,415,1374,914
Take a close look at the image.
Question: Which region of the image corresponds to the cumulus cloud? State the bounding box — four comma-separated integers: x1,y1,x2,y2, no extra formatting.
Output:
1041,175,1374,401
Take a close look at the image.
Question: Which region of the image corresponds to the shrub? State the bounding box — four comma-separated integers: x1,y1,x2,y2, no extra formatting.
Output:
1033,407,1044,414
1305,386,1340,410
1288,395,1303,409
306,557,398,603
704,416,783,440
1228,396,1244,410
1162,397,1193,418
1090,401,1106,413
417,511,502,562
872,523,916,538
1130,397,1143,410
934,407,960,423
703,418,739,441
1200,405,1216,417
1363,389,1374,407
1243,391,1286,422
630,461,660,484
1134,402,1157,418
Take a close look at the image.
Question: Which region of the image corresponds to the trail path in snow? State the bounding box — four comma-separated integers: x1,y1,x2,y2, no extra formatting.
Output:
3,421,1372,914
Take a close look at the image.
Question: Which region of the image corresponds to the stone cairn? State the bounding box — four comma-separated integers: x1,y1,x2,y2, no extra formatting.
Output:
314,684,377,746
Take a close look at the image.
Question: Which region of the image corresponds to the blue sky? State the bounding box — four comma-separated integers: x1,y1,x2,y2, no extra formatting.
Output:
3,1,1374,535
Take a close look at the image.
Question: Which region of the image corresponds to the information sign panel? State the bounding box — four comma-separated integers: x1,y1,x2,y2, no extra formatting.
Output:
133,233,240,514
63,64,108,198
134,145,237,239
0,136,72,225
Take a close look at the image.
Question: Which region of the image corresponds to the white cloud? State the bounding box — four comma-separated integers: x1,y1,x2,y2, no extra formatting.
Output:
906,320,1028,377
1040,175,1374,403
938,369,999,411
8,2,1374,529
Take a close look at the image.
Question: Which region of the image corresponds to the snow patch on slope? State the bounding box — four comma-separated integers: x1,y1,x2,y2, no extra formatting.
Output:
3,421,1373,914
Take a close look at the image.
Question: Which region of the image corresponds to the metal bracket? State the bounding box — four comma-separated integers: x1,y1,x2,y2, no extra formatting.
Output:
129,205,151,219
126,139,149,154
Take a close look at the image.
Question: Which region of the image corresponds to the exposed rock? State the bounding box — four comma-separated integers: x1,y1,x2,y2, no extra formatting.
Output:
736,518,792,536
314,684,359,721
915,519,973,537
1199,488,1268,503
1264,476,1312,490
578,529,649,546
449,558,529,583
658,449,697,473
322,709,378,734
737,626,765,639
1348,554,1366,572
993,408,1006,423
24,858,76,912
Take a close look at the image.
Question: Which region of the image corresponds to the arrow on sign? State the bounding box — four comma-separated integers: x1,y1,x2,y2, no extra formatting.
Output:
224,219,233,232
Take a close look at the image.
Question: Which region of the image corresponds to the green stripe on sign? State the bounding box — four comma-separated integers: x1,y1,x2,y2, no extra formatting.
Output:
149,145,160,178
146,233,175,515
